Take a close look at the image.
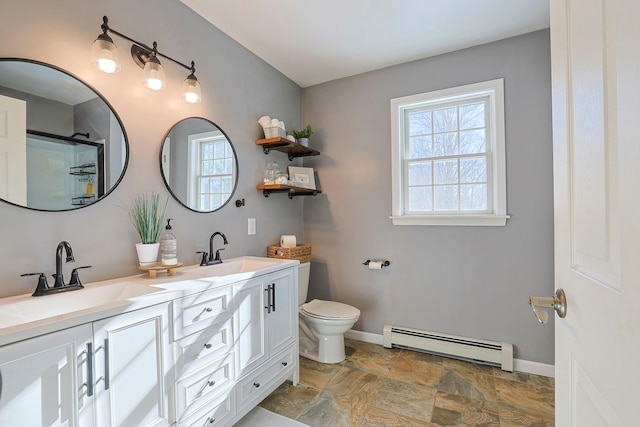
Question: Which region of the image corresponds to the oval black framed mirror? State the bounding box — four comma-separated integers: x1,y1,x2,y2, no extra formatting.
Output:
160,117,238,212
0,58,128,211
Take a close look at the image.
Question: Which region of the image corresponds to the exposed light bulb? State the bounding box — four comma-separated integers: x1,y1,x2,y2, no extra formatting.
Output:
98,58,118,74
143,57,165,91
91,37,120,73
147,77,164,91
182,72,201,103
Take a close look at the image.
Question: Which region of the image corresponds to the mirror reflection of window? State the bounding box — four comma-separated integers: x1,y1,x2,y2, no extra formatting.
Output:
187,131,235,211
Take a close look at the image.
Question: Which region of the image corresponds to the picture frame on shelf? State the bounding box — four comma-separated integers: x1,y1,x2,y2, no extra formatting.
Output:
288,166,316,190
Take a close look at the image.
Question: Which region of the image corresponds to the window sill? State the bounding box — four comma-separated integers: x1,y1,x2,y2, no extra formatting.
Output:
389,214,510,227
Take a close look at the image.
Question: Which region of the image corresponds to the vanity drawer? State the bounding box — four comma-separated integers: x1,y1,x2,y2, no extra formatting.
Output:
174,318,234,379
172,285,233,340
236,346,295,407
176,353,235,421
177,386,235,427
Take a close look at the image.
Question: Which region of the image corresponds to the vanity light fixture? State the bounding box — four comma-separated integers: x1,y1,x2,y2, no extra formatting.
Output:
91,16,202,103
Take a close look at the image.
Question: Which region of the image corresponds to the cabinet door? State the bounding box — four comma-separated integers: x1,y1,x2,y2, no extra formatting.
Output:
233,276,268,378
267,268,297,356
93,303,172,427
0,324,94,427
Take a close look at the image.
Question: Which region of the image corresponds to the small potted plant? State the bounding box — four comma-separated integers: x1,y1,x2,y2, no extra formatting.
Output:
291,124,314,147
127,193,168,266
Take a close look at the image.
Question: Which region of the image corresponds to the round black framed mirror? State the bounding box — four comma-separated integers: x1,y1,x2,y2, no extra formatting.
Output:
0,58,129,211
160,117,238,212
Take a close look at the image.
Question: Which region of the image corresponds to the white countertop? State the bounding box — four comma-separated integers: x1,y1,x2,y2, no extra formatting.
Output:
0,256,298,347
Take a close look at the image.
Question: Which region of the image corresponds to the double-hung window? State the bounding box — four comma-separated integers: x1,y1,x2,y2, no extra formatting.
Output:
188,130,235,211
390,79,509,226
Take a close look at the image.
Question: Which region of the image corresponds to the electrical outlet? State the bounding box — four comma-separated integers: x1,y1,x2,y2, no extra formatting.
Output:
248,218,256,235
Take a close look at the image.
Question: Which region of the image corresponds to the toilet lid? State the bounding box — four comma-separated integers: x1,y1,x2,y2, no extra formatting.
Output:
301,299,360,319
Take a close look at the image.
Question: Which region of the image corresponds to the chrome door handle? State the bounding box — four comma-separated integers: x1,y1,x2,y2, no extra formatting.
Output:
529,288,567,324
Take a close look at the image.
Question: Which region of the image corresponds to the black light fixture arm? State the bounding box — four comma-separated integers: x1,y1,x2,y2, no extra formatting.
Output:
100,16,194,72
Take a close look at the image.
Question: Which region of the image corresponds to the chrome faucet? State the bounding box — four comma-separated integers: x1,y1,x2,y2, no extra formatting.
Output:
21,241,91,297
53,241,75,287
197,232,229,266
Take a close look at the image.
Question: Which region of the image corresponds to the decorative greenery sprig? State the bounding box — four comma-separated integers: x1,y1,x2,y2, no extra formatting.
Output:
127,193,168,244
292,124,314,139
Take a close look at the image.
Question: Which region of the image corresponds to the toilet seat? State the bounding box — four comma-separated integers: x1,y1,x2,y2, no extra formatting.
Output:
301,299,360,320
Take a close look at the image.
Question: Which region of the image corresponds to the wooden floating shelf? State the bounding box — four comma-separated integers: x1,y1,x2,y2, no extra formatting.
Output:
257,184,321,199
256,137,320,160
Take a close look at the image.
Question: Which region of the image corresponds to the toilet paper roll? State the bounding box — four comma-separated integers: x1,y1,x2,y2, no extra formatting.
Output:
368,261,383,270
280,235,297,248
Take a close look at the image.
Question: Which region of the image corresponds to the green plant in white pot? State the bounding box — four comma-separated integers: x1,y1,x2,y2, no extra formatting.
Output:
127,193,168,266
291,125,314,147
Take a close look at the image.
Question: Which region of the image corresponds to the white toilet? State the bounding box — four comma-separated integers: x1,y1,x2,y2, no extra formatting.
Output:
297,262,360,364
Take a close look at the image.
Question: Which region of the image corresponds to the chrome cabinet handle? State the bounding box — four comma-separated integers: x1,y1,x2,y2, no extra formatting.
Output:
86,342,94,397
529,289,567,324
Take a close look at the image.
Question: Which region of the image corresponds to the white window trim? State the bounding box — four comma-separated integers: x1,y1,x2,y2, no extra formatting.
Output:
390,79,510,226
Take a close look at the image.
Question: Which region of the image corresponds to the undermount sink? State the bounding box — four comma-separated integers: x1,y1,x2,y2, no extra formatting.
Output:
203,258,282,275
0,282,157,328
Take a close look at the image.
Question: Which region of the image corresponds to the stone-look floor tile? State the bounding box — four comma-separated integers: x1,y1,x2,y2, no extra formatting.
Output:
437,367,497,402
298,357,343,390
296,393,351,427
442,358,494,375
495,377,554,422
530,374,555,390
387,359,442,388
361,406,433,426
492,368,533,384
431,391,500,427
345,338,401,361
399,349,445,365
370,378,437,422
497,405,555,427
344,351,396,377
323,366,385,425
394,350,445,374
258,381,321,420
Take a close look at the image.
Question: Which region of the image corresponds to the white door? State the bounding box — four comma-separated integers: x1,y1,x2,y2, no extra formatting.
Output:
0,324,94,426
234,276,268,377
93,303,172,427
0,94,27,205
551,0,640,424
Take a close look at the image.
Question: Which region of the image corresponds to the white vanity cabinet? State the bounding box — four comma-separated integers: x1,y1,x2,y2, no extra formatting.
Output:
0,324,94,426
0,302,172,427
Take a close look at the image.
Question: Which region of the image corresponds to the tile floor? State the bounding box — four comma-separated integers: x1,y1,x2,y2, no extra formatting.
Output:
259,339,555,426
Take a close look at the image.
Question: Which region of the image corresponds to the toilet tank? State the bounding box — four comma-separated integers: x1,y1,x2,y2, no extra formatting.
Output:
298,262,310,305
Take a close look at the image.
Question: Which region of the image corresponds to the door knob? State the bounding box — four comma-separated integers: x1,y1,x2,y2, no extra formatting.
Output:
529,288,567,324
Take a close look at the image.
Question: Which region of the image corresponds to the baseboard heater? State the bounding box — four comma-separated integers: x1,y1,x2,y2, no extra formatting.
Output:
383,324,513,372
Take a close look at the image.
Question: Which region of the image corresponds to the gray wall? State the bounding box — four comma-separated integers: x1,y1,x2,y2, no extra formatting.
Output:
0,0,304,297
302,30,554,364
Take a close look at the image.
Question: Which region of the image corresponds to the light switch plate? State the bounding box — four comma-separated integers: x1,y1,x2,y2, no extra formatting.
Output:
248,218,256,235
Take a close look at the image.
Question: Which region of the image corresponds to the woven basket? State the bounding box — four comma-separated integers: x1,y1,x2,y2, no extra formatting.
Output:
267,244,312,263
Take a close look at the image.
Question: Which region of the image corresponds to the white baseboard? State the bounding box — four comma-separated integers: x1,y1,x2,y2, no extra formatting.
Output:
345,329,555,378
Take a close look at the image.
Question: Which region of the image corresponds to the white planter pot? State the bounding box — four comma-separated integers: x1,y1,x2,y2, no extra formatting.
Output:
135,243,159,267
297,137,309,147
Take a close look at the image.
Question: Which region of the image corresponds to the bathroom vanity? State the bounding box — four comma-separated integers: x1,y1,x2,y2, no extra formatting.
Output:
0,257,299,426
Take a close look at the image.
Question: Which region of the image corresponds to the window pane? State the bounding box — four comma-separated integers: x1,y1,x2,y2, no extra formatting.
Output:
214,159,226,175
408,161,432,185
202,144,214,160
459,129,486,154
222,176,232,193
199,195,211,210
408,136,432,158
199,177,210,193
224,158,233,174
211,194,223,210
433,107,457,132
408,111,431,136
460,157,487,183
434,159,458,184
460,184,487,210
459,102,485,130
214,141,225,158
434,132,458,156
210,177,221,193
202,160,214,175
434,185,459,210
409,186,432,211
